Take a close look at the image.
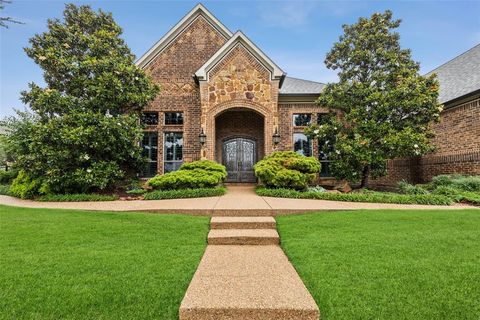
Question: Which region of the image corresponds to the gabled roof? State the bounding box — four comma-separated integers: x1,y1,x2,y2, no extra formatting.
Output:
426,44,480,104
280,76,325,95
195,31,285,81
136,4,232,69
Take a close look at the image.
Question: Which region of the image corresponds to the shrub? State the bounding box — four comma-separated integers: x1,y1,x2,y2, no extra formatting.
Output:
144,187,226,200
254,151,320,190
37,194,118,202
0,169,19,184
307,185,326,193
432,174,480,192
0,184,11,196
147,160,227,190
397,181,429,195
126,188,147,195
256,187,452,205
9,170,49,199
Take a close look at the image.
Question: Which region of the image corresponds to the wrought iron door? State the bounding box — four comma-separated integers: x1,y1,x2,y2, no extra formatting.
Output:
222,138,256,183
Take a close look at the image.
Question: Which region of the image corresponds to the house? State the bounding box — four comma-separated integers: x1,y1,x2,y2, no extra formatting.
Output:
370,44,480,188
136,3,479,185
136,4,327,182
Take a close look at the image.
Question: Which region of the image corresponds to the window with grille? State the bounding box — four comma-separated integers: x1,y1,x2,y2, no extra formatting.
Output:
293,133,312,157
164,112,184,125
141,112,159,126
164,132,183,173
292,113,312,126
141,132,158,177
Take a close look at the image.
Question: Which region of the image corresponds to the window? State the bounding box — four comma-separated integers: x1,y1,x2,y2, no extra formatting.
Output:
164,132,183,173
141,132,158,177
165,112,184,125
293,133,312,157
317,113,335,177
141,112,159,126
293,113,312,126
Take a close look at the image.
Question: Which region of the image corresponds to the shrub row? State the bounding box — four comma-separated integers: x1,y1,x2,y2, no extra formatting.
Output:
256,187,452,205
0,184,12,196
144,187,226,200
37,193,118,202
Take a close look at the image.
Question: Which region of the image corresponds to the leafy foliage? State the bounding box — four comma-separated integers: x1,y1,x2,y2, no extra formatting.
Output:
37,193,118,202
397,181,429,195
0,168,18,184
144,187,226,200
9,170,49,199
431,174,480,192
254,151,320,190
2,4,158,197
0,184,11,195
147,160,227,190
307,11,441,187
256,186,452,205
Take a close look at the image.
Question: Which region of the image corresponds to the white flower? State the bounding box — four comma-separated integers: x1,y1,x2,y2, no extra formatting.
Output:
335,150,341,154
414,144,419,148
82,154,90,160
313,129,319,134
333,127,337,130
86,169,92,173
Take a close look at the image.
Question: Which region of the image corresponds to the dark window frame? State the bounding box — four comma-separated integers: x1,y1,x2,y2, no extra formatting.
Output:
292,113,312,127
164,132,183,173
164,112,184,125
141,131,158,177
141,112,159,126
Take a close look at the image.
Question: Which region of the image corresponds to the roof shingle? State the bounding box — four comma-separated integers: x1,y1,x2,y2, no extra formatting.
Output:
280,76,325,95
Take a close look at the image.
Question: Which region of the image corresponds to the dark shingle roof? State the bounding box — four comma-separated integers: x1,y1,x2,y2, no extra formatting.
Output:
426,44,480,104
280,76,325,95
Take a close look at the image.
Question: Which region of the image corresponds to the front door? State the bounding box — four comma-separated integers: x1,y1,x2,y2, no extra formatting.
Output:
222,138,256,183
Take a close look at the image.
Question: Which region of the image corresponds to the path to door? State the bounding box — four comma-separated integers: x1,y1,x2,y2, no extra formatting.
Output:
179,214,320,319
0,185,474,214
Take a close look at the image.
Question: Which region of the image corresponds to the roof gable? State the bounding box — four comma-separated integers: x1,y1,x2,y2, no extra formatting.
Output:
136,4,232,69
195,31,285,81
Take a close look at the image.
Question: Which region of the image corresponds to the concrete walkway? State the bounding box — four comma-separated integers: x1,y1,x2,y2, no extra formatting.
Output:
180,215,319,319
0,185,475,214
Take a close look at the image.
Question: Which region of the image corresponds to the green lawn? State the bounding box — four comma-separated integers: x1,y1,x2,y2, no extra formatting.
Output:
0,205,209,320
277,209,480,320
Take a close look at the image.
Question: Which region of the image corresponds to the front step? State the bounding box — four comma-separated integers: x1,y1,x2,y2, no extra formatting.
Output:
208,229,279,245
211,216,276,229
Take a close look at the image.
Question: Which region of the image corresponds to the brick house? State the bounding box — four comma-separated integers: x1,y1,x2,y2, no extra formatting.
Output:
136,4,479,185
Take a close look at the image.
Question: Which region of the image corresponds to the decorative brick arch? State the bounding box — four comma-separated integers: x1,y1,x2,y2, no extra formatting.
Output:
203,99,276,161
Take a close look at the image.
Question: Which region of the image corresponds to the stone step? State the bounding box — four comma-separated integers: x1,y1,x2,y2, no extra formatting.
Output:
179,245,319,320
208,229,279,245
211,216,276,229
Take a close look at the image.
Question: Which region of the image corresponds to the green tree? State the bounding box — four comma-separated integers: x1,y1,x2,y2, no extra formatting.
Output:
4,4,158,196
306,10,441,188
0,0,23,28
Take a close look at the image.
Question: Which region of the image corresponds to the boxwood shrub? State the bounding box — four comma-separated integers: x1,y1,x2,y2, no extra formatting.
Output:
254,151,320,190
144,187,226,200
147,160,227,190
37,193,118,202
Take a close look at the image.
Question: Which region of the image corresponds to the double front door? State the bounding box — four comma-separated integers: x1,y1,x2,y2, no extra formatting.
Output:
222,138,256,183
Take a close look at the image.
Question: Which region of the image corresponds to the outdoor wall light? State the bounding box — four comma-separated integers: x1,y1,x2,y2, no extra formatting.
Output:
199,128,207,145
273,128,280,145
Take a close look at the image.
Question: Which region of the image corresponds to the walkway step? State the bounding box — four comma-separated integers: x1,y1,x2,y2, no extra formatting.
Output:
208,229,279,245
179,245,319,320
211,216,276,229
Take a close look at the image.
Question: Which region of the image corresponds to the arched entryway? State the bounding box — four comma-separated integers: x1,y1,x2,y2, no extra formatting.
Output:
215,109,264,182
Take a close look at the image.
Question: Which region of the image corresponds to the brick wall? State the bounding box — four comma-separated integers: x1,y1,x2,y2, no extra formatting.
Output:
369,97,480,189
142,15,228,174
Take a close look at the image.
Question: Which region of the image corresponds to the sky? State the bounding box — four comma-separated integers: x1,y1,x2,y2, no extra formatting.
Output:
1,0,479,117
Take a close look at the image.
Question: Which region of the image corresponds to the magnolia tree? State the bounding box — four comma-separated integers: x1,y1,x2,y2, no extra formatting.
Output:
3,4,158,196
306,10,442,188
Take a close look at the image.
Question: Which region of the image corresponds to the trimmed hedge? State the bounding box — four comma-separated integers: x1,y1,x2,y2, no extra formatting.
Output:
37,194,118,202
148,160,227,190
254,151,320,190
144,187,226,200
256,187,452,205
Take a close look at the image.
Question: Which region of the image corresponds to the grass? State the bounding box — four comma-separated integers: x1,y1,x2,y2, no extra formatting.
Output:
277,209,480,320
144,186,226,200
0,205,209,319
37,193,119,202
256,186,453,205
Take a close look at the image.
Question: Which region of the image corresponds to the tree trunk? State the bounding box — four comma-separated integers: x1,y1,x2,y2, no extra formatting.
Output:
360,165,370,189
